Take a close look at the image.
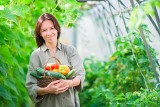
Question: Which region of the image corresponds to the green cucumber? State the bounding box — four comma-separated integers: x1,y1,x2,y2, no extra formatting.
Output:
47,72,66,80
30,72,42,79
36,67,66,79
66,69,76,79
36,67,45,75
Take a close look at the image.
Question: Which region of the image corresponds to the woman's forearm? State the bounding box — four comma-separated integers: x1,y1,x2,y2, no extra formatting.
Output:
70,77,81,87
37,87,48,96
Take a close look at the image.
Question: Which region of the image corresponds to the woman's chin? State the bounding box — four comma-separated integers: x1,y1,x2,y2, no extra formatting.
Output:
47,39,57,43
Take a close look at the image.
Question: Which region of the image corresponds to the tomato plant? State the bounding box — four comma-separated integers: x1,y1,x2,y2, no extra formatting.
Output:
80,25,159,106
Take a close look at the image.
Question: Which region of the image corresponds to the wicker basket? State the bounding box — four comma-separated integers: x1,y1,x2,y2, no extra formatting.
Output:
38,57,61,88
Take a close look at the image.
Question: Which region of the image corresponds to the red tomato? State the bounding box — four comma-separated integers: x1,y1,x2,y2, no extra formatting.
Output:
51,63,59,70
45,65,50,70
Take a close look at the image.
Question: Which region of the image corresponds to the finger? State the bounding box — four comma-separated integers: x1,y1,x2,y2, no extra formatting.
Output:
55,82,64,88
55,90,65,94
57,86,68,92
50,80,60,85
58,88,68,93
54,87,68,94
56,84,63,88
54,91,59,94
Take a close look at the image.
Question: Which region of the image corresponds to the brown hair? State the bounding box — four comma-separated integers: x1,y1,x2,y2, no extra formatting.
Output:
34,13,61,47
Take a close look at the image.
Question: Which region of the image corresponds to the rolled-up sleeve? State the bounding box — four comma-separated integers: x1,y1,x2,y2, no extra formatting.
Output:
68,46,85,92
25,51,43,103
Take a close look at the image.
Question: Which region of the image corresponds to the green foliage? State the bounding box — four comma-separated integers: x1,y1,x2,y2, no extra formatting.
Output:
80,55,159,106
80,56,107,107
80,26,159,106
80,1,160,106
106,25,157,93
81,87,160,107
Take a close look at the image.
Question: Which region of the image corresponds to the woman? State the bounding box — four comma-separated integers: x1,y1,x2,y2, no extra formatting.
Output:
26,13,85,107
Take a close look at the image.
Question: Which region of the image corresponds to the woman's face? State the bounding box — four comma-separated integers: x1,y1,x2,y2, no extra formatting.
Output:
40,20,58,44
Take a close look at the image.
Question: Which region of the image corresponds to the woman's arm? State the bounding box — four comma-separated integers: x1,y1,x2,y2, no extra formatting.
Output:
71,77,81,87
26,51,42,102
67,46,86,91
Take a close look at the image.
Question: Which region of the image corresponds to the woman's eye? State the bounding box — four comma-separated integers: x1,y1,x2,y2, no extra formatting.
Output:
41,29,46,32
51,27,55,30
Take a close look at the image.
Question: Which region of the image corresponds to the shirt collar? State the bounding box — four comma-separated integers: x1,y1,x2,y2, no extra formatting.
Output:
40,42,62,52
57,42,62,50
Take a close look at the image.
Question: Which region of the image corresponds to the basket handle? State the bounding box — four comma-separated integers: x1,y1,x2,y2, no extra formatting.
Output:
43,57,61,77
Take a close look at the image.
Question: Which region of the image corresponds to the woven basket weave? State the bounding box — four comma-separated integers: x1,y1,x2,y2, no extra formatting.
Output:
38,57,61,88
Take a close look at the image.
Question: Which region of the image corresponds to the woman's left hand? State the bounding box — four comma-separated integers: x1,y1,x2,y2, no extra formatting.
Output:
48,79,73,94
55,79,73,90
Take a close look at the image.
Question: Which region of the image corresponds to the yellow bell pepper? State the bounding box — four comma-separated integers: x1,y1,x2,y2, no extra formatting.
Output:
59,65,70,76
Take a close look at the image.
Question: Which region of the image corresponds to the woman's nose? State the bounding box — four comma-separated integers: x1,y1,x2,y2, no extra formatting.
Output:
46,30,52,36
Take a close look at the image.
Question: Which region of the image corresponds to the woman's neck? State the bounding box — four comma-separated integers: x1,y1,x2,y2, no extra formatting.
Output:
46,41,58,57
45,41,57,50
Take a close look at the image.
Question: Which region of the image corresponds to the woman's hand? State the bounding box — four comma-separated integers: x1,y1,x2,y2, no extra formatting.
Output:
57,79,73,88
44,80,67,94
45,79,72,94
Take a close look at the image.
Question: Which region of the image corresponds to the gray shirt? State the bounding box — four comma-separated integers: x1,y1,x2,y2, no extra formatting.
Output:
25,42,85,107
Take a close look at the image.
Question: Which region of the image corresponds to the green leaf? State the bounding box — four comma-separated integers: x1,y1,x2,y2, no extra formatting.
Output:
0,85,12,101
4,79,19,95
21,0,32,4
0,45,14,65
34,0,45,9
8,101,16,107
156,1,160,8
0,62,7,77
0,0,10,5
0,100,3,107
0,25,16,40
114,93,125,101
11,5,30,17
0,30,6,44
0,7,17,23
138,58,147,64
143,3,155,16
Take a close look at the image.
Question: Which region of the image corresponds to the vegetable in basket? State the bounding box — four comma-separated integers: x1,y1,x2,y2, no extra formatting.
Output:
45,63,60,72
66,69,76,79
59,65,70,76
36,67,66,79
30,67,76,79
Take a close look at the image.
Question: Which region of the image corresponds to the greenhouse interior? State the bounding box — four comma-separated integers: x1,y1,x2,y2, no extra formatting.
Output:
0,0,160,107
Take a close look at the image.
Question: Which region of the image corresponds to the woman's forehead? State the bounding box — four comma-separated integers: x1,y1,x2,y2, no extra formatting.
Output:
41,20,54,29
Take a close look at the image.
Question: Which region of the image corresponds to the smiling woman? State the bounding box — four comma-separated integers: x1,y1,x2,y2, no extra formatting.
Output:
25,13,85,107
